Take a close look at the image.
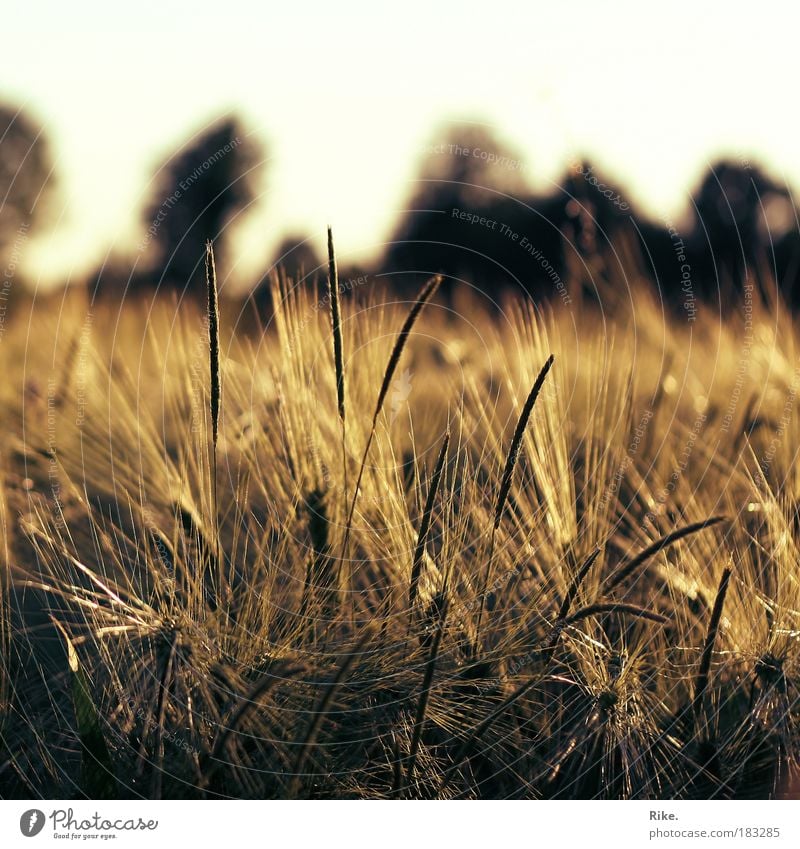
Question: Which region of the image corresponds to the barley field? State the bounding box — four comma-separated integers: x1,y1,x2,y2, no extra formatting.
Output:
1,240,798,800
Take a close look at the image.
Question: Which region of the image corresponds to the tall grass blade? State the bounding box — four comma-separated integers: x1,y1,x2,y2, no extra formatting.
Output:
562,602,669,626
401,594,448,795
205,241,225,604
341,275,442,561
692,565,733,724
558,548,602,620
408,431,450,619
604,516,727,593
205,241,221,452
287,630,373,797
475,354,555,646
327,227,346,425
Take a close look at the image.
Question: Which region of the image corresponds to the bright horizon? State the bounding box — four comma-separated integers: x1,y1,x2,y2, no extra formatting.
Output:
3,0,799,289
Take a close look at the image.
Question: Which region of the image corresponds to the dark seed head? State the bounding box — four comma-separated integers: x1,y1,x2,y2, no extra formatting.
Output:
597,689,618,712
755,653,786,691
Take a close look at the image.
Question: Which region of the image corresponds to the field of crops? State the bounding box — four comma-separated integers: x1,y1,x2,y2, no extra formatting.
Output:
1,242,798,799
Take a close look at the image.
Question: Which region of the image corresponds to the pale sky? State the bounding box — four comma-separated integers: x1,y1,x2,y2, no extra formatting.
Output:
3,0,798,288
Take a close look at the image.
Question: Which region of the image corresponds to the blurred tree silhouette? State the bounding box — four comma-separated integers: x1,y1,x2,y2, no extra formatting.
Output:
140,117,263,295
687,160,792,300
385,124,537,297
384,132,800,311
384,125,636,304
0,104,56,265
414,124,527,198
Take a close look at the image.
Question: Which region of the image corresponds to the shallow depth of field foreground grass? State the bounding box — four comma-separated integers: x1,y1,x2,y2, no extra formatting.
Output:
1,247,799,799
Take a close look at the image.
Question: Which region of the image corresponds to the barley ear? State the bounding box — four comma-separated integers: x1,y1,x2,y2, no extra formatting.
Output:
563,602,670,626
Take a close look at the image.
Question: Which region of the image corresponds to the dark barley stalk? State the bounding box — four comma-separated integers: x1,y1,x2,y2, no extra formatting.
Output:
400,595,449,796
493,355,555,533
408,431,450,622
692,565,732,724
643,350,673,456
438,672,543,796
491,545,597,652
604,516,727,594
733,393,763,453
391,735,403,795
287,630,373,798
327,229,348,515
151,638,177,799
557,547,603,620
200,663,304,794
439,602,667,796
563,602,669,627
341,275,442,563
536,549,604,669
205,241,221,452
327,227,346,426
474,354,555,648
205,242,225,604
